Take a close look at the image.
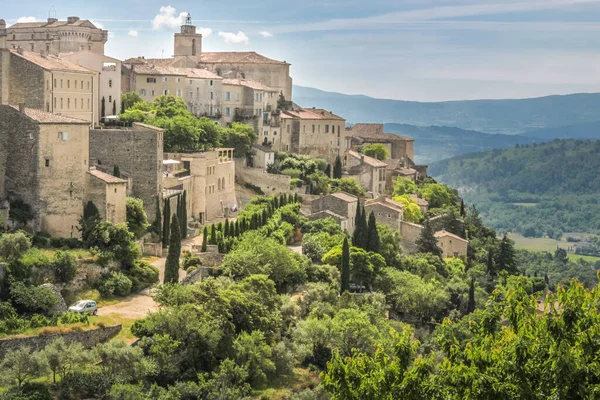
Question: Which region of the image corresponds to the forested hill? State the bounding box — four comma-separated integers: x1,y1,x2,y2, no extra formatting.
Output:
383,123,538,164
520,120,600,141
429,140,600,237
293,86,600,134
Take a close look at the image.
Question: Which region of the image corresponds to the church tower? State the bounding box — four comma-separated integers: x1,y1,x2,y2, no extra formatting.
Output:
174,13,202,59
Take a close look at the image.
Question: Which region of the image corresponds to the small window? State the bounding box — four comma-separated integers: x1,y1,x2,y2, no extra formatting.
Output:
114,188,117,193
151,90,155,97
74,80,78,89
139,89,146,96
108,79,112,88
210,92,214,100
225,92,231,101
53,79,57,88
108,95,112,103
210,80,213,86
176,77,181,83
147,77,156,83
45,158,50,167
225,107,231,116
67,80,70,89
176,89,182,97
162,77,167,82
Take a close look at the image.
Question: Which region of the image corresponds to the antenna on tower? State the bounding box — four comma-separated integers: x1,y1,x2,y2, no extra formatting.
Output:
184,13,192,26
48,6,57,19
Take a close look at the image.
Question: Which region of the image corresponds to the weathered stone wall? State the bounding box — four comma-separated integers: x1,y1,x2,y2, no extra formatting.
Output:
0,324,121,359
235,162,291,197
366,203,403,232
89,123,163,223
400,221,423,254
437,235,468,258
7,52,45,110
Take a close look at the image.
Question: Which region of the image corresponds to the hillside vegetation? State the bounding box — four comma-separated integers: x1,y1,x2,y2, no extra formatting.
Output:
430,140,600,237
294,86,600,134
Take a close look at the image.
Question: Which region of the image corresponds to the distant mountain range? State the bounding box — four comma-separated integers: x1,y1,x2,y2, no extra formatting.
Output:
293,86,600,135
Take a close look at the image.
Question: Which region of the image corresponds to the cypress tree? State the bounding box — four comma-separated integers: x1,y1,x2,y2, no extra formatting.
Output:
544,271,550,286
262,209,268,225
497,233,517,274
416,218,442,257
333,155,343,179
162,198,170,248
181,191,188,239
466,278,476,314
210,224,217,245
113,165,121,178
352,204,362,245
112,100,117,116
201,226,208,252
324,163,331,178
120,100,125,114
359,206,368,248
486,249,494,275
288,194,294,204
164,214,181,284
460,199,466,217
101,96,106,118
273,196,279,209
280,193,287,206
366,211,380,253
224,219,230,237
341,237,350,294
153,196,162,239
235,221,240,237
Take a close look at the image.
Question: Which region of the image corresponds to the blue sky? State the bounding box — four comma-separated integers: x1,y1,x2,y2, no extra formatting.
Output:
4,0,600,101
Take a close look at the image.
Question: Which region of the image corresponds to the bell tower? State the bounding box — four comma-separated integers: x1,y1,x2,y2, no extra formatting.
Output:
174,13,202,59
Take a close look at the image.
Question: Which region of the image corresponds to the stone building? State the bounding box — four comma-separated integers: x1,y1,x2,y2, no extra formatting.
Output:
1,17,107,56
263,106,346,163
88,123,164,223
364,196,404,232
122,14,293,101
121,62,223,117
251,144,275,170
0,48,97,122
435,229,469,258
163,149,237,223
221,78,278,132
310,192,358,233
0,105,90,237
86,167,127,224
344,150,386,197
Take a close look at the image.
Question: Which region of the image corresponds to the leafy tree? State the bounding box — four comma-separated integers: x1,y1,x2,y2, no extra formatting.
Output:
201,226,208,252
554,247,568,265
233,330,276,386
0,347,49,390
79,201,100,242
220,123,257,158
360,143,389,160
330,178,366,197
9,199,34,227
392,177,417,196
366,211,380,253
53,251,77,283
121,92,143,111
164,214,181,284
377,223,402,269
0,231,31,263
416,218,442,257
93,341,149,383
86,222,140,268
341,237,350,294
392,194,423,223
113,165,121,178
9,281,58,313
43,338,91,383
126,197,149,239
496,233,517,274
333,155,343,179
460,199,466,217
420,183,458,209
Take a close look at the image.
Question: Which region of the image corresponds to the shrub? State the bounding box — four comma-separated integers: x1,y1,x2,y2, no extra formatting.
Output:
182,251,202,272
99,272,132,297
282,168,303,179
290,178,304,189
49,237,82,249
127,260,159,292
0,231,32,263
32,232,52,248
57,311,89,325
53,251,78,284
9,282,58,314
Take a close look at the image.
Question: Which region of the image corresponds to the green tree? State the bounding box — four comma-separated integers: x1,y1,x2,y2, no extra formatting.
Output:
377,223,402,268
43,337,91,383
333,155,343,179
151,196,162,239
101,96,106,118
420,183,458,209
121,92,143,112
220,123,257,158
162,198,170,248
9,199,34,227
181,191,188,239
392,177,417,196
331,178,366,197
79,201,100,242
233,330,276,386
366,211,380,253
360,143,389,160
210,224,217,245
53,251,78,284
0,347,49,390
340,237,350,294
392,194,423,223
112,99,117,116
497,233,517,274
466,278,476,314
416,218,442,257
0,231,31,263
164,214,181,284
126,197,149,239
113,165,121,178
202,226,208,252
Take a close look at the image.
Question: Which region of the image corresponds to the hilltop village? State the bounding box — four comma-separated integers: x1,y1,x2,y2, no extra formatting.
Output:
0,13,463,256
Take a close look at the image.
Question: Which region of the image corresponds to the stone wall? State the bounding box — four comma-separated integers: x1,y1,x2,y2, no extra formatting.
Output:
89,123,163,223
142,242,163,257
7,52,45,110
400,221,423,253
0,324,121,359
235,162,291,197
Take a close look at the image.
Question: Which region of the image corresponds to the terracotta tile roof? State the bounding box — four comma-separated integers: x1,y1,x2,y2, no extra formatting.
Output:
435,229,468,242
7,105,89,124
200,51,288,65
330,192,358,203
280,107,345,121
222,78,276,91
366,196,404,213
10,49,94,74
347,150,387,168
88,168,127,184
347,123,413,142
130,62,222,80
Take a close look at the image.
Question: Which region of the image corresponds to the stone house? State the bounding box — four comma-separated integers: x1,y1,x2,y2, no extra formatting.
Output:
88,123,164,223
0,105,90,237
86,167,127,224
310,192,358,233
122,15,292,102
410,194,429,214
251,144,275,170
364,196,404,232
1,17,107,56
0,48,98,123
344,150,386,197
221,78,278,132
435,229,469,258
163,149,237,223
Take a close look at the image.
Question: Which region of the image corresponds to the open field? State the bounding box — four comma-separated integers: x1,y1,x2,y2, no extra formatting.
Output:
508,232,600,262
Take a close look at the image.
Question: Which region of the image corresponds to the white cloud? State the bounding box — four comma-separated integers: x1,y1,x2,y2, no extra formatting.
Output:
16,16,37,23
198,27,213,37
128,30,139,37
90,20,104,29
218,31,249,44
259,31,273,38
152,6,187,30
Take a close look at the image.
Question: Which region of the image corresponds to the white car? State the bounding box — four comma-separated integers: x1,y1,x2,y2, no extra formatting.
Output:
68,300,98,315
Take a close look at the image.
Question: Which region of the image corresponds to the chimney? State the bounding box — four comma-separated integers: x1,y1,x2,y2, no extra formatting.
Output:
67,16,80,24
40,49,47,58
47,18,58,24
18,103,25,113
16,46,23,55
